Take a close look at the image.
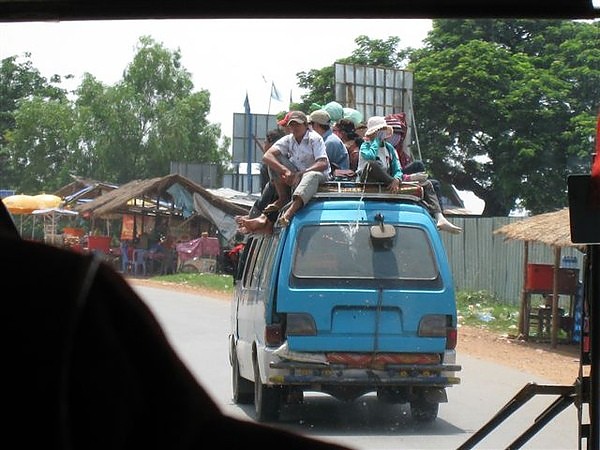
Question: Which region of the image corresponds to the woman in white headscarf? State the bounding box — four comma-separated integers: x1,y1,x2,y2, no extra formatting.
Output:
359,116,462,234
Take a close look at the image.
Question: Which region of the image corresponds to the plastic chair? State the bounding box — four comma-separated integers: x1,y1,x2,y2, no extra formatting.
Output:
132,249,147,276
157,249,177,275
120,241,130,273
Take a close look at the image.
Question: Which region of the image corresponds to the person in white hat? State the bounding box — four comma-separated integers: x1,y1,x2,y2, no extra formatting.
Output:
359,116,462,234
385,113,443,204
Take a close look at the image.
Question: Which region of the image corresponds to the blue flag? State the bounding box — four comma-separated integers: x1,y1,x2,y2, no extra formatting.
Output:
244,93,251,113
270,82,282,102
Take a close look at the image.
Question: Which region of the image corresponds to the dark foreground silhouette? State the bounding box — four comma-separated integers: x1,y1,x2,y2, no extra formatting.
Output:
1,200,348,450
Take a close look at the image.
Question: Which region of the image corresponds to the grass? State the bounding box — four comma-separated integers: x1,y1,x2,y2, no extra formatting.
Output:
456,290,520,336
150,272,235,294
149,273,523,337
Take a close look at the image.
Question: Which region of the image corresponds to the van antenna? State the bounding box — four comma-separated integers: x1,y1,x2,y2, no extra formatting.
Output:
375,213,385,231
407,91,423,161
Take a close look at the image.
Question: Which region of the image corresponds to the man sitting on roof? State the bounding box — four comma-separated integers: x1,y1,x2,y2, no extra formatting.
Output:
262,111,330,228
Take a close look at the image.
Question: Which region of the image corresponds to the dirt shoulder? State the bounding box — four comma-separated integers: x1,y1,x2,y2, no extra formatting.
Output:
457,324,580,385
129,278,582,386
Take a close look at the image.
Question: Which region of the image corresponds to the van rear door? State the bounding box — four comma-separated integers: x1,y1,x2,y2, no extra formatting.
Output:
275,207,456,355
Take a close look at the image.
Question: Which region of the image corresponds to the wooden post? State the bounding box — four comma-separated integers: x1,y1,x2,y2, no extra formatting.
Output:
519,241,530,339
551,247,562,348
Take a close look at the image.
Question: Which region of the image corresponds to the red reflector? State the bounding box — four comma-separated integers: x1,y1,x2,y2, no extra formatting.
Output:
326,353,440,368
446,328,457,349
265,324,283,346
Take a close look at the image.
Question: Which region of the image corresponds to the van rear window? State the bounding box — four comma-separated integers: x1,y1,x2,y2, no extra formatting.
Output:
291,224,440,289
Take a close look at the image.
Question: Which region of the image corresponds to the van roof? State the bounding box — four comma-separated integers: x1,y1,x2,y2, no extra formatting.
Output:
314,181,423,203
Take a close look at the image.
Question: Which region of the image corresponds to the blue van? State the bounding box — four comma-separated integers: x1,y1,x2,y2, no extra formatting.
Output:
228,182,461,422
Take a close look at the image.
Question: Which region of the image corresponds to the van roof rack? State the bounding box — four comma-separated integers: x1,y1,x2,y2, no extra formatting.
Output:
314,181,424,202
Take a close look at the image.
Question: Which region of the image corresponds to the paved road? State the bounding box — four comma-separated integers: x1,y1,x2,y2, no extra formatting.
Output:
134,284,581,450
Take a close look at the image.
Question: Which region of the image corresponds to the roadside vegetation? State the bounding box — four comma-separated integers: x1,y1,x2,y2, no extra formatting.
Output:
455,290,520,335
150,272,235,295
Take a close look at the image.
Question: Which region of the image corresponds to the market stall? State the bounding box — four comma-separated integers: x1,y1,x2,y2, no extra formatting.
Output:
494,208,586,348
31,207,79,246
74,173,250,250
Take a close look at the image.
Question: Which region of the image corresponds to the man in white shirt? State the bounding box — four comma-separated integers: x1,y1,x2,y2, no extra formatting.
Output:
263,110,330,226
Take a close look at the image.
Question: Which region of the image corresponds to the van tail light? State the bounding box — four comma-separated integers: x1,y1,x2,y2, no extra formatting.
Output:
446,327,458,350
265,324,283,346
286,313,317,336
418,314,457,349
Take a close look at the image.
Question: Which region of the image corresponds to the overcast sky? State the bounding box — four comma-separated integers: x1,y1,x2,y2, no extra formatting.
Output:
0,19,432,135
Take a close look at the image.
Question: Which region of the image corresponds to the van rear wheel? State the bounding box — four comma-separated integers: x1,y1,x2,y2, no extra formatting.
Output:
253,363,281,422
231,350,253,404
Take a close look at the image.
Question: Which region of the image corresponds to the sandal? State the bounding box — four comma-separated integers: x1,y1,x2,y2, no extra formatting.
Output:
263,196,291,214
276,216,290,228
263,202,282,214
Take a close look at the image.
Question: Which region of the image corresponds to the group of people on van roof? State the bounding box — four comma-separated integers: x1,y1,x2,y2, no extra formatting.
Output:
235,108,462,235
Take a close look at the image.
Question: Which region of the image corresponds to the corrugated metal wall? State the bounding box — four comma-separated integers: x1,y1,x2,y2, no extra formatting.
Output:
170,163,218,188
440,216,584,305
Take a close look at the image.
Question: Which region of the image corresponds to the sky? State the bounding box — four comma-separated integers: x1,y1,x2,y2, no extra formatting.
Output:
0,18,433,136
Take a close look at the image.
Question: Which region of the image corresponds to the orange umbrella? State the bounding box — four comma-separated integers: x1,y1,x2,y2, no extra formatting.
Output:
2,194,38,215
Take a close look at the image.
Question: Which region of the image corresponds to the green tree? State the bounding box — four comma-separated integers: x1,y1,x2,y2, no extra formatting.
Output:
294,21,598,216
79,35,228,183
296,65,336,113
151,92,230,173
410,19,599,215
4,36,230,193
74,75,143,182
0,54,70,190
5,96,76,193
346,35,409,67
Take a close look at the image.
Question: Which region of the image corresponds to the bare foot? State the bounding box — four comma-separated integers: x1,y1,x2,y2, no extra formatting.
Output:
261,221,274,234
240,214,269,232
275,197,302,227
235,215,248,225
437,217,462,234
238,217,274,235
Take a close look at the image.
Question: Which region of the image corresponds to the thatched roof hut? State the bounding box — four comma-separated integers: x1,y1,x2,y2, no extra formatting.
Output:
54,176,118,206
74,173,250,245
493,208,582,250
75,173,247,219
493,207,584,347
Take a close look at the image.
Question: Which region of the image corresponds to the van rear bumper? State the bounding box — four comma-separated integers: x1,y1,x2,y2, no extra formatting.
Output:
268,361,461,386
